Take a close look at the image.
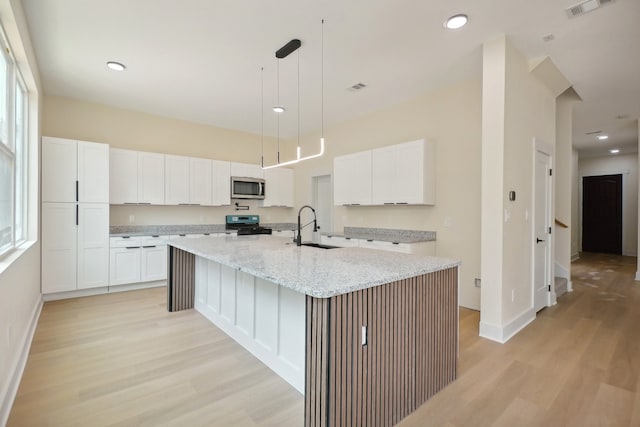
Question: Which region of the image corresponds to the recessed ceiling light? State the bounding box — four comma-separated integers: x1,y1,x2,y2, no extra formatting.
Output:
106,61,126,71
597,135,608,140
273,106,285,113
444,14,468,30
609,149,620,154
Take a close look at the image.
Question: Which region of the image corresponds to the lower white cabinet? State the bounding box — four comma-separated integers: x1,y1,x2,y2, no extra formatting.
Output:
109,236,168,286
320,235,435,255
42,202,109,294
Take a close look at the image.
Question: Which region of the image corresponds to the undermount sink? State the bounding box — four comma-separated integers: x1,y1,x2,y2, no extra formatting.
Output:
299,242,340,250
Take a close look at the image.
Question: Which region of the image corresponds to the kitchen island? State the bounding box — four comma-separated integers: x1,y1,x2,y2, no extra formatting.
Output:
168,235,459,427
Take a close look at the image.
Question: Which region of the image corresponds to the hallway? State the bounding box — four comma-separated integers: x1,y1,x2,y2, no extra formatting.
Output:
399,252,640,426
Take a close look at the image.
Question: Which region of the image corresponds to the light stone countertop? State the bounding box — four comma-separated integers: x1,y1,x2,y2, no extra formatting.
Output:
321,226,436,243
169,234,459,298
110,223,296,237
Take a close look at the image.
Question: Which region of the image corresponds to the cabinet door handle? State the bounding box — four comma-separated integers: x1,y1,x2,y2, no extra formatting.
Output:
75,204,79,225
76,180,79,202
142,245,156,248
384,202,394,205
392,242,399,245
124,202,137,205
125,246,140,249
396,202,408,205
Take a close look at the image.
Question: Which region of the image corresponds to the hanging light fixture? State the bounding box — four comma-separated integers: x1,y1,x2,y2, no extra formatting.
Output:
261,20,325,169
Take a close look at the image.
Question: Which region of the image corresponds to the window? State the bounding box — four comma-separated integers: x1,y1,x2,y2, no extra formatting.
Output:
0,26,29,258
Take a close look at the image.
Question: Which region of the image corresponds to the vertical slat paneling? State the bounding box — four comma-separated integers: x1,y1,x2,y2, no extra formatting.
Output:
167,247,195,312
304,267,458,427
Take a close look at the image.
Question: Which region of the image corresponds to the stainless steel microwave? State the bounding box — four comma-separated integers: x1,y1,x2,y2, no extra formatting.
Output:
231,176,265,199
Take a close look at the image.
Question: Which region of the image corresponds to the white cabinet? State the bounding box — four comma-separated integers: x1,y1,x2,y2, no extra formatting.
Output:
189,157,213,205
43,202,109,292
212,160,231,206
262,168,294,207
42,137,109,203
110,148,138,204
372,139,435,205
231,162,264,179
333,151,372,206
138,152,165,204
320,235,360,247
320,234,435,255
109,235,168,285
110,149,165,204
42,137,110,294
165,155,215,205
164,155,190,205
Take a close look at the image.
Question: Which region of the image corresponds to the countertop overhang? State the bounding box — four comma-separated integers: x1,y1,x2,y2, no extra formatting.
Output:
169,235,459,298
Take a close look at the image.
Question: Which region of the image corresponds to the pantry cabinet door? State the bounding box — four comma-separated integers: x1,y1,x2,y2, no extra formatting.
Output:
42,137,77,203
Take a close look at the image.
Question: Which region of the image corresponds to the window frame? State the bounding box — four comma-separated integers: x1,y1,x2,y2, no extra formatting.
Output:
0,23,29,260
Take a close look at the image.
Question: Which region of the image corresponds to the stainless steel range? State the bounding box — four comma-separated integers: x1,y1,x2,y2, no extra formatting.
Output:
225,215,272,235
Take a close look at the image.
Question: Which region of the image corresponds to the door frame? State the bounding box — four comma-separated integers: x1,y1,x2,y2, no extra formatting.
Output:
531,138,554,309
312,173,333,243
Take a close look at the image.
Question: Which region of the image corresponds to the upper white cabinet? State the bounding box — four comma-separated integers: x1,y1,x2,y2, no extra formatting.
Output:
165,155,190,205
138,152,165,204
231,162,264,179
165,155,214,205
372,139,435,205
110,148,165,204
333,150,372,206
211,159,231,206
334,139,435,206
42,137,109,203
189,157,213,206
261,168,294,207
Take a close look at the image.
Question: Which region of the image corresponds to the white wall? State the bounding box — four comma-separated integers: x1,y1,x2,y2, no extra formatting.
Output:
578,153,638,256
0,0,42,423
480,36,557,342
293,77,483,310
554,91,576,280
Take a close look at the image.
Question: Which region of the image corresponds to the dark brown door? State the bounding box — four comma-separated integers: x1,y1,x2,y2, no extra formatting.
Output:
582,174,622,254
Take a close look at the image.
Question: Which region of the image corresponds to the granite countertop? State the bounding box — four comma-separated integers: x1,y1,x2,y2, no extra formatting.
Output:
169,235,458,298
321,226,436,243
110,223,296,237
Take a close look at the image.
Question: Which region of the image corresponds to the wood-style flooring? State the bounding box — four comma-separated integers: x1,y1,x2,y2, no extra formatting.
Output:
8,253,640,426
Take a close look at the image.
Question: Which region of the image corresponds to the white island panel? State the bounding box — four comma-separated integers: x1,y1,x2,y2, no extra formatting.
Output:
194,257,305,393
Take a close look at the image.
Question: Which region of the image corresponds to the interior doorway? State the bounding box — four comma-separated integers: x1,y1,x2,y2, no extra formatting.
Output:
533,147,552,312
582,174,622,254
312,175,332,243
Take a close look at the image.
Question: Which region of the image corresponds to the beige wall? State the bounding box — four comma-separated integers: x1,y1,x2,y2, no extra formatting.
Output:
294,78,483,310
43,95,296,225
480,36,557,342
0,0,42,422
578,153,638,256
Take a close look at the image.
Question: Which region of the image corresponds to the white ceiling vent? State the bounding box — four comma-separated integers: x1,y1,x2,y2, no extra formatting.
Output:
566,0,613,18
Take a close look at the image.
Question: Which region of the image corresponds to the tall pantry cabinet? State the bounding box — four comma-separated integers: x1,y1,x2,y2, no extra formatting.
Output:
41,137,110,294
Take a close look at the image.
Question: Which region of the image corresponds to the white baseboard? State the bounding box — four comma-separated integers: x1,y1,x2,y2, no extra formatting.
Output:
567,280,574,292
554,262,570,280
479,308,536,344
635,271,640,281
571,253,580,262
0,296,43,426
43,281,166,301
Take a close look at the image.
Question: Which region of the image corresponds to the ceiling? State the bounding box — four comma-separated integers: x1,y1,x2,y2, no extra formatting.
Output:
22,0,640,157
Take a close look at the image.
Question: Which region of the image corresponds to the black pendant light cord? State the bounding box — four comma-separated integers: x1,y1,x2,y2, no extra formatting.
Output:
260,67,264,167
321,18,324,140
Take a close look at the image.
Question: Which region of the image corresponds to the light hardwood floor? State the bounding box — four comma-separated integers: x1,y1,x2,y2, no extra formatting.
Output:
8,253,640,426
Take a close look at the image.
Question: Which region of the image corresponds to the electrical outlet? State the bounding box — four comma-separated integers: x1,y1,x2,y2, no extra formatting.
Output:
474,278,481,288
511,289,515,302
129,214,135,224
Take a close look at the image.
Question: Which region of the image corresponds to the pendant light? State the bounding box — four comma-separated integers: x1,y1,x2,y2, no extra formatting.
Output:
261,19,325,169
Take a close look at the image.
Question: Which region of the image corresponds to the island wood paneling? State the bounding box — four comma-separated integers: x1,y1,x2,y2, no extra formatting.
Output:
167,246,195,311
305,267,458,427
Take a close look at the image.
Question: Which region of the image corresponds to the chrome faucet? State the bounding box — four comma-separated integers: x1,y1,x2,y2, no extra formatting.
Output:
296,205,318,246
